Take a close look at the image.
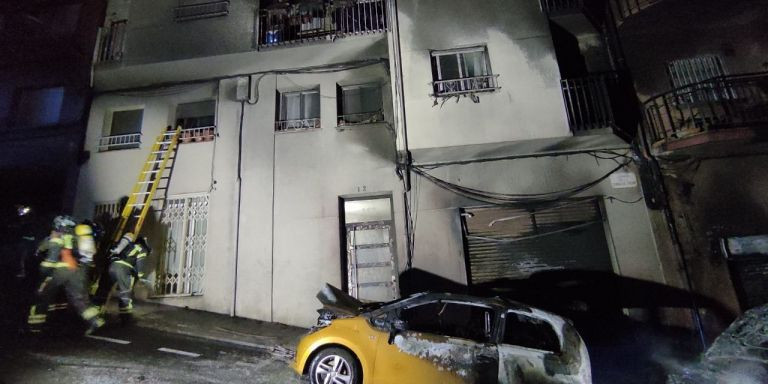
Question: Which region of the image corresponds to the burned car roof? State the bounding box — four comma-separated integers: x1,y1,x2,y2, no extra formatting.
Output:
317,284,533,318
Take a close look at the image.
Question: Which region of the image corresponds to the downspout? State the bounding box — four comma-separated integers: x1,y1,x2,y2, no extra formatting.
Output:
232,100,245,317
388,0,414,268
639,122,707,350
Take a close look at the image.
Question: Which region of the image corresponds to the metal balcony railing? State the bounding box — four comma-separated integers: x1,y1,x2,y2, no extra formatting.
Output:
275,118,321,132
432,75,500,98
174,1,230,22
610,0,663,23
540,0,584,13
644,72,768,144
561,72,621,133
95,19,127,63
98,133,142,151
337,110,384,126
178,126,216,142
258,0,388,48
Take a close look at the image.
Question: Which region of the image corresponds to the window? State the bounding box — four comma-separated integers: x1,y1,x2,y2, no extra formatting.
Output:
275,88,321,132
502,312,561,353
100,109,143,151
174,0,230,22
667,55,727,89
337,83,383,126
430,46,498,97
176,100,216,142
400,301,495,343
15,87,64,127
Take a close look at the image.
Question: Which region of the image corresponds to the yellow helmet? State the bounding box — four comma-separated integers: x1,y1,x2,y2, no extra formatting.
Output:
75,224,93,236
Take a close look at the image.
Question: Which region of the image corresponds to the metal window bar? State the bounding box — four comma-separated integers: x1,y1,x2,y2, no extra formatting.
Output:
96,19,127,63
643,72,768,144
610,0,663,22
178,126,216,143
275,117,321,132
258,0,387,48
560,72,620,133
337,110,384,126
432,75,500,97
156,195,209,297
98,133,142,152
539,0,584,13
174,0,230,21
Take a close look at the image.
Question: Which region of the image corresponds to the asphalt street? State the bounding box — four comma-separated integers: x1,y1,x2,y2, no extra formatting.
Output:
0,323,304,384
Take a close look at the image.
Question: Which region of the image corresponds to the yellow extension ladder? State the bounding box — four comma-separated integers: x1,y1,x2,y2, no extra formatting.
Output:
112,127,182,242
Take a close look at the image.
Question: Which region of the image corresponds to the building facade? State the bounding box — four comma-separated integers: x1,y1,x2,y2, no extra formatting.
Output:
74,0,668,328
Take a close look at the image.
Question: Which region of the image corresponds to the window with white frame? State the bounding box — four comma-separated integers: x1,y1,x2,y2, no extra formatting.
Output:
100,108,143,151
176,100,216,142
430,46,498,97
337,83,383,126
174,0,230,22
275,88,321,132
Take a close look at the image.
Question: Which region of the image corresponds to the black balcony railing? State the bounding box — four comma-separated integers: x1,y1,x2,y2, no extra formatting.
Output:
644,72,768,144
540,0,584,13
257,0,387,48
561,72,638,134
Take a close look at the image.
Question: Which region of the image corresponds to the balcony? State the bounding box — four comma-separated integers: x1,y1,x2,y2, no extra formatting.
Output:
609,0,664,25
337,110,384,127
174,1,230,22
95,20,127,63
98,133,141,152
257,0,388,49
179,126,216,143
560,72,638,136
644,72,768,155
539,0,604,36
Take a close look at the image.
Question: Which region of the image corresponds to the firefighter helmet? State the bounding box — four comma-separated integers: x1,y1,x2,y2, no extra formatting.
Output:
52,215,76,232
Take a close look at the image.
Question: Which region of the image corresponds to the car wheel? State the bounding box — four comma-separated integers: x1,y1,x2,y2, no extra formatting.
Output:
308,347,361,384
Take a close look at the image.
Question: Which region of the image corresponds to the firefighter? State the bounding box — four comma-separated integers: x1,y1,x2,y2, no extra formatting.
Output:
95,233,149,322
27,216,104,334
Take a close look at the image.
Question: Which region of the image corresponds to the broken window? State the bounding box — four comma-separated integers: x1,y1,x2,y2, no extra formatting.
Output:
401,301,495,343
337,83,383,126
502,312,561,353
100,108,143,151
175,100,216,142
430,46,498,97
275,88,321,131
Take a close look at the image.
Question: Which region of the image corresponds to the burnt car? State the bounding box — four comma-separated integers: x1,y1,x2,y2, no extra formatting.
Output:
293,284,592,384
668,304,768,384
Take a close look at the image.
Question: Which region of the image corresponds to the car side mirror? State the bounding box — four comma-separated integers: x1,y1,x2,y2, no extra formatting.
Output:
387,319,407,345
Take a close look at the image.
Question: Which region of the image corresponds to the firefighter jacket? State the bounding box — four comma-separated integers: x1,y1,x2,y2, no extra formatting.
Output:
37,233,77,270
112,243,149,278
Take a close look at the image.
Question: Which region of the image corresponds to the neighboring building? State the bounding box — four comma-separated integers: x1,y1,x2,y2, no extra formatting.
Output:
74,0,668,329
0,0,106,217
617,0,768,336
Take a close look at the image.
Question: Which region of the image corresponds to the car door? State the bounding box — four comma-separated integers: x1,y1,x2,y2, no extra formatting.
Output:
498,309,582,384
372,300,499,384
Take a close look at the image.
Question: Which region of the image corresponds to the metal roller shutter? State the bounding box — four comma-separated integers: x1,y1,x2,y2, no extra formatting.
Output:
461,198,614,285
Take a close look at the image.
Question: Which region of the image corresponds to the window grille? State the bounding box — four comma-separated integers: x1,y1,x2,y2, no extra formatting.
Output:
96,19,127,63
430,46,499,97
176,100,216,142
156,195,209,296
337,83,384,126
174,0,230,22
668,55,727,89
276,88,321,132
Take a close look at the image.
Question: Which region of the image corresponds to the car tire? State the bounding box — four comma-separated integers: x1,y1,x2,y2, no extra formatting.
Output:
308,347,361,384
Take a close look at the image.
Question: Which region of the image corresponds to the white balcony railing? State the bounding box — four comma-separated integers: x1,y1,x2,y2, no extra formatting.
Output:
179,126,216,143
98,133,142,152
95,19,127,63
432,75,500,97
337,110,384,126
275,118,321,132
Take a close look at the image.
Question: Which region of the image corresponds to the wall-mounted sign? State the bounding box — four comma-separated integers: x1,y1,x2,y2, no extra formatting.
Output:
610,170,638,189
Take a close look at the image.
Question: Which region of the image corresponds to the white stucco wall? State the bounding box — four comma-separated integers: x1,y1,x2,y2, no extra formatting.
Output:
397,0,570,149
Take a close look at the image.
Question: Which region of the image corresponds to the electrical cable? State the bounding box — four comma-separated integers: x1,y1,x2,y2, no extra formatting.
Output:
605,195,644,204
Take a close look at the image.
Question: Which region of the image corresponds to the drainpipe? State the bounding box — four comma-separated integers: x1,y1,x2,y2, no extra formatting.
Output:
388,0,414,268
639,123,707,350
232,100,246,317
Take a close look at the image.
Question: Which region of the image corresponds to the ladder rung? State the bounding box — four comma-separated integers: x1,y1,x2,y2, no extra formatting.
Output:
158,141,173,144
151,151,168,154
132,192,151,195
142,170,160,174
127,203,145,207
138,181,154,184
148,160,164,164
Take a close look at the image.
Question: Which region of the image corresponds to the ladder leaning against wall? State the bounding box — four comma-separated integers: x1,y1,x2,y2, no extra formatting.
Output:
112,127,182,242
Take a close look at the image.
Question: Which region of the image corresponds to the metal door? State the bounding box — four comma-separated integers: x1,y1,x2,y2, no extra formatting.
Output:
346,221,398,302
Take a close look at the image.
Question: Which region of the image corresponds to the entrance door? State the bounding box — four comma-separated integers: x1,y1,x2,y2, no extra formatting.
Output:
341,196,398,302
